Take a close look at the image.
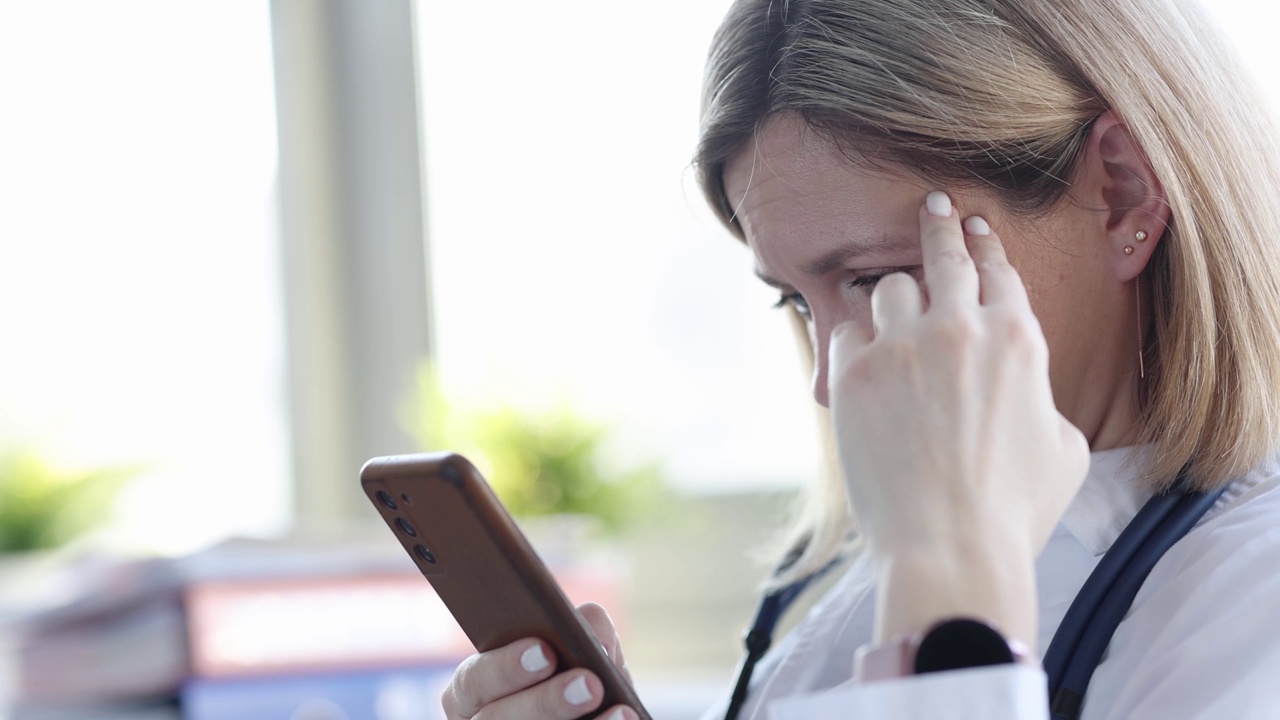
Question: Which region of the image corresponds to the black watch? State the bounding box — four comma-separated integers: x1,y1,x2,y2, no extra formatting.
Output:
913,617,1028,674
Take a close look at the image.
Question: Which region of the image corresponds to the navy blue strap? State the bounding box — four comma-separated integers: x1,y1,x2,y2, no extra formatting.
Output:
1044,482,1228,720
724,473,1229,720
1041,488,1184,691
723,551,838,720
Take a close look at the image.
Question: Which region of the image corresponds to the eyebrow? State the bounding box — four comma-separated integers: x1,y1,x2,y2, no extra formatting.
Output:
754,234,916,287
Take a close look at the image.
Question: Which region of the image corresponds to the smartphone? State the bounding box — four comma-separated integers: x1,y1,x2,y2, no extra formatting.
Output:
360,452,652,720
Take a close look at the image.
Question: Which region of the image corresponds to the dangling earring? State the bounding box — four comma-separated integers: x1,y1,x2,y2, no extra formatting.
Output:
1134,230,1148,379
1136,278,1145,380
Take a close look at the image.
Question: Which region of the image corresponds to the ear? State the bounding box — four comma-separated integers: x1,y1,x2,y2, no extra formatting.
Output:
1077,110,1170,282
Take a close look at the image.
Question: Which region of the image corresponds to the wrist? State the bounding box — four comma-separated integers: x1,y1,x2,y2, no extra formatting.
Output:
872,540,1038,652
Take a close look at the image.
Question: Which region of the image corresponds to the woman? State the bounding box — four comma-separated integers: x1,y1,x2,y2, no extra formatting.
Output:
441,0,1280,718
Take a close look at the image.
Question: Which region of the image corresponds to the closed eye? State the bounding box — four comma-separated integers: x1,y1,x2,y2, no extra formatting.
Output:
769,267,921,319
847,272,890,291
847,267,923,295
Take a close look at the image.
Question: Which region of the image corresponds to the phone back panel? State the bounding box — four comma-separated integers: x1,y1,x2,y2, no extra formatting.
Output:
360,452,651,719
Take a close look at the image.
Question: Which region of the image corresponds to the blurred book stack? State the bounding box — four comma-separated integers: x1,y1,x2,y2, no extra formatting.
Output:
5,537,620,720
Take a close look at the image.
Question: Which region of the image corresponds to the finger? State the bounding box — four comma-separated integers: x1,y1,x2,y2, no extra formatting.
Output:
962,215,1030,310
596,705,641,720
473,669,607,720
579,602,631,682
870,271,923,336
444,640,557,719
919,191,978,311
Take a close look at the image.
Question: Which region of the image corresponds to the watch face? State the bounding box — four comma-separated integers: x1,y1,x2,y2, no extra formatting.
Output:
913,618,1017,674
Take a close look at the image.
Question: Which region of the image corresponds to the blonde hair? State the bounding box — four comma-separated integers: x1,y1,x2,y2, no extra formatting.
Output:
696,0,1280,585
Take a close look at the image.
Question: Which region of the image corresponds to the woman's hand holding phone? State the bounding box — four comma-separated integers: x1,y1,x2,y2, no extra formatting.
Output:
361,454,650,719
442,603,638,720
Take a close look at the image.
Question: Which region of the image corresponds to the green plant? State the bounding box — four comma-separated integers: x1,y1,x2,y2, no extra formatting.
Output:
406,364,666,532
0,449,137,553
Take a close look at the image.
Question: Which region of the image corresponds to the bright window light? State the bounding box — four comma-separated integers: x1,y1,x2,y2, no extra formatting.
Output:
0,1,288,553
416,0,822,493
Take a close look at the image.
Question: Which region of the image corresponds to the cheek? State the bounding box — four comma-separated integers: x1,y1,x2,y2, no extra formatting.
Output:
992,232,1059,318
817,297,875,337
1004,244,1101,385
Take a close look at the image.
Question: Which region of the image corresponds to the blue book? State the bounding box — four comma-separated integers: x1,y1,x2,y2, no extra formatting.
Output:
181,665,456,720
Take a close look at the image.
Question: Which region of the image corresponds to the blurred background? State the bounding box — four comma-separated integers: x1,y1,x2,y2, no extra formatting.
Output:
0,1,1277,718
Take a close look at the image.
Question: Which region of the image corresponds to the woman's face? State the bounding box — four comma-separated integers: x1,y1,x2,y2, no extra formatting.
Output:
723,115,1133,444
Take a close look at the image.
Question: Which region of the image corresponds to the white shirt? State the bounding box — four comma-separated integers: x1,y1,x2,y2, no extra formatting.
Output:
698,445,1280,720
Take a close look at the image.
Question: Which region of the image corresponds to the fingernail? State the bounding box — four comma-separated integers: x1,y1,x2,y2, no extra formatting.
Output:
521,644,549,673
963,216,991,236
926,191,952,217
564,675,593,705
603,709,630,720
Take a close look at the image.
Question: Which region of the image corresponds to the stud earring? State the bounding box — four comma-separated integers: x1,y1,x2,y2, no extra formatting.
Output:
1136,230,1149,242
1124,246,1135,255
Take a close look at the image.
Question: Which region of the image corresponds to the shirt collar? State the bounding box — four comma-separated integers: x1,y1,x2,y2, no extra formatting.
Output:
1060,444,1154,556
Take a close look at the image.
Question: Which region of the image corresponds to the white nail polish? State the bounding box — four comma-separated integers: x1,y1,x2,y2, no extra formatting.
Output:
564,676,593,705
963,216,991,236
603,709,628,720
926,191,952,217
521,644,549,673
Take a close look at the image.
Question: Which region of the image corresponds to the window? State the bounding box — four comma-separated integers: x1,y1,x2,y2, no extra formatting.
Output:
415,0,822,495
0,1,288,551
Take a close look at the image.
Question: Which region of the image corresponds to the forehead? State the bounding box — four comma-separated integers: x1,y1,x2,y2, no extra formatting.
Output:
723,115,928,266
723,116,841,222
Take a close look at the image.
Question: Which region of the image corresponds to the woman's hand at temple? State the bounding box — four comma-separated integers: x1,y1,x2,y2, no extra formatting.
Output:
442,603,638,720
828,191,1091,649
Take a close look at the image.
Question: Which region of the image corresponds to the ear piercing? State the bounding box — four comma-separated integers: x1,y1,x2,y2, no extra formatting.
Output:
1124,230,1149,256
1133,230,1149,378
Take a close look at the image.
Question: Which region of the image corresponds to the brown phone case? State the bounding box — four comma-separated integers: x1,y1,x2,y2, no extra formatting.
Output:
360,452,652,720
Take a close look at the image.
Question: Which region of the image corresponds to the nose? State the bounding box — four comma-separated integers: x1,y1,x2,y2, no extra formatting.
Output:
812,363,830,408
811,327,831,409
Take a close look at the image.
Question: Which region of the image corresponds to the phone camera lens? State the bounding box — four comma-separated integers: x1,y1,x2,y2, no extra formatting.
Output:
375,490,398,510
395,517,418,537
414,544,437,564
